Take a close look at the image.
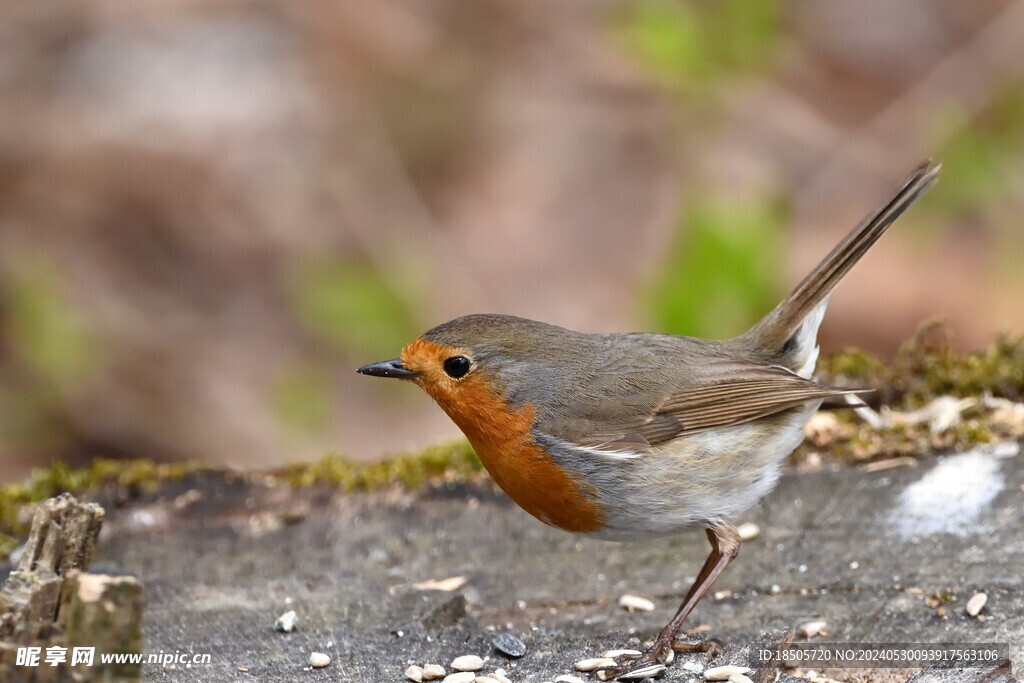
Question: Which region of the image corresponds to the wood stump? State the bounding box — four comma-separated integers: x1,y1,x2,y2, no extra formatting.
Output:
0,493,144,682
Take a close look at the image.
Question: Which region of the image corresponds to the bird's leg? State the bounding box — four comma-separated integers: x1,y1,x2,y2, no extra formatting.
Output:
664,523,739,654
599,522,740,680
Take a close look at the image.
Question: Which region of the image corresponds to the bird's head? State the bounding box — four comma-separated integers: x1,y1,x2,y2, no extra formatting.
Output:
357,314,576,426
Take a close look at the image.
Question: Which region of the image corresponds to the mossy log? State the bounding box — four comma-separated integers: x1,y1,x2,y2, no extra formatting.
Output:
1,493,104,639
1,493,143,681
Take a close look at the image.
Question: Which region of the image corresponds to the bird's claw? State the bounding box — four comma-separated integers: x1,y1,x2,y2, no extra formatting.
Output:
594,635,724,680
594,662,668,681
672,635,724,657
594,640,672,680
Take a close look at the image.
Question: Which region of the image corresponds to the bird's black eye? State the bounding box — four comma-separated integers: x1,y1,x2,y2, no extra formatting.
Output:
443,356,472,379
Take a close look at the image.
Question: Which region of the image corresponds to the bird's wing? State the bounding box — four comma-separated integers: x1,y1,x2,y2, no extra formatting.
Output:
535,359,859,454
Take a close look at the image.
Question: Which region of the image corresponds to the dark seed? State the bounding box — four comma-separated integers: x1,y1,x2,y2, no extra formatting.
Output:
492,632,526,658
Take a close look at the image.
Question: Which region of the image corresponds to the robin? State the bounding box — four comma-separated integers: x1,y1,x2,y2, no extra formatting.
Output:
358,161,939,679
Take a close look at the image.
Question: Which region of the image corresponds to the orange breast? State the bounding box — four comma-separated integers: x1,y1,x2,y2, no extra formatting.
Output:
458,400,605,534
402,339,604,533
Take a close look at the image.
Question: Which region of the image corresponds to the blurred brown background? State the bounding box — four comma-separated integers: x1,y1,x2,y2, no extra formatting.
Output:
2,0,1024,482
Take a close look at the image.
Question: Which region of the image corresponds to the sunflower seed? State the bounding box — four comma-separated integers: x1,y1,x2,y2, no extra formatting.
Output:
493,632,527,658
618,594,655,612
423,664,447,680
602,649,642,658
728,675,754,683
737,522,761,541
966,592,988,617
576,657,616,672
704,665,751,680
308,652,330,669
415,576,468,592
618,663,667,680
452,655,484,672
442,673,476,683
487,673,513,683
406,665,425,682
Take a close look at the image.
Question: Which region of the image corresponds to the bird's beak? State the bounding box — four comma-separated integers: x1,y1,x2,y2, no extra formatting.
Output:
356,358,420,380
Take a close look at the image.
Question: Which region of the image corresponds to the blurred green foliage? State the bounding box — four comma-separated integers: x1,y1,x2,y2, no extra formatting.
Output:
0,389,65,453
0,257,97,454
927,85,1024,216
3,258,96,384
281,257,421,430
617,0,781,88
645,195,786,338
923,85,1024,281
619,0,787,338
287,257,420,359
273,365,333,436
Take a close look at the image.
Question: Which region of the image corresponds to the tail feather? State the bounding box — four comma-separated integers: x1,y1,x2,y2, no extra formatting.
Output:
743,160,941,356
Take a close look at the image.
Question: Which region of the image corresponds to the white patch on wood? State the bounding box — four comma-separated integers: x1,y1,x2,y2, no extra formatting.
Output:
892,449,1004,540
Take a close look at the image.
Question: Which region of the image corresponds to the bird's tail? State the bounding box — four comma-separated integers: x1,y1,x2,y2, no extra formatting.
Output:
741,160,941,364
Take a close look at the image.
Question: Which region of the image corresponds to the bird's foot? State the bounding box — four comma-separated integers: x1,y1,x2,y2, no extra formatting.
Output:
594,634,724,680
594,636,673,680
672,634,724,657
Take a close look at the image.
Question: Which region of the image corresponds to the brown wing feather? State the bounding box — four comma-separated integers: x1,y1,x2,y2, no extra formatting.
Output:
565,363,860,450
655,383,843,437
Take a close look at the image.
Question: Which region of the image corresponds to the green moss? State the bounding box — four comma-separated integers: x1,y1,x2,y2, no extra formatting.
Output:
806,417,996,465
275,440,481,491
819,327,1024,408
820,347,887,381
801,328,1024,465
0,459,200,561
0,441,482,561
893,333,1024,406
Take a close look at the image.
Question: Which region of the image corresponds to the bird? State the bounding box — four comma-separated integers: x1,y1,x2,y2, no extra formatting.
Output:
357,161,940,679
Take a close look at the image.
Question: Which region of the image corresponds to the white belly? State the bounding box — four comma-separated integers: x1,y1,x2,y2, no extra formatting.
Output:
584,402,819,541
